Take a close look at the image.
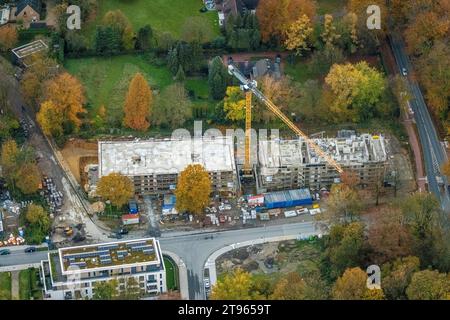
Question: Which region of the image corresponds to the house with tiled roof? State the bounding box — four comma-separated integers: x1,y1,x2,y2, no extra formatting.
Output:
15,0,42,25
215,0,259,26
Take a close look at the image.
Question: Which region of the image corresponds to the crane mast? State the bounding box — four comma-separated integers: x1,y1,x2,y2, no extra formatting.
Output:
228,63,344,175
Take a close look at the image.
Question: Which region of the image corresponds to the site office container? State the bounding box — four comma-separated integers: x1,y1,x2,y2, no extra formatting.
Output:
122,214,140,225
264,189,313,209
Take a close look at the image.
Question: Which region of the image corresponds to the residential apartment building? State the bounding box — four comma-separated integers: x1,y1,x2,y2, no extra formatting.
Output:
257,133,388,192
39,238,166,300
98,137,238,196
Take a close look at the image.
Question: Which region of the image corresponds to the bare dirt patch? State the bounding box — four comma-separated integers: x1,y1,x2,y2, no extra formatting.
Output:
216,239,323,279
60,139,98,183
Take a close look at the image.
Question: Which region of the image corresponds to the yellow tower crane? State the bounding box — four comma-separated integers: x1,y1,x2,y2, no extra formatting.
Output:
228,63,344,175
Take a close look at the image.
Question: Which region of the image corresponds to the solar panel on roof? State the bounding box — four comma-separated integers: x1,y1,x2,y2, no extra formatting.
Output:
126,241,147,247
98,244,119,251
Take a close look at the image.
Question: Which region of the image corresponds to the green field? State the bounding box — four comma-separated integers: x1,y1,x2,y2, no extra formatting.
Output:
86,0,220,39
164,257,178,291
65,54,173,120
19,268,42,300
317,0,343,15
0,272,11,300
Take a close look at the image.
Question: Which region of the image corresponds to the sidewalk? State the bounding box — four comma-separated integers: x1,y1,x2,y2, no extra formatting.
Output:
11,271,19,300
162,251,189,300
404,117,426,191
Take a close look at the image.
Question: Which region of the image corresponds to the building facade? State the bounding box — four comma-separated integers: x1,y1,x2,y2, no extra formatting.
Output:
39,238,167,300
98,137,238,197
257,133,388,193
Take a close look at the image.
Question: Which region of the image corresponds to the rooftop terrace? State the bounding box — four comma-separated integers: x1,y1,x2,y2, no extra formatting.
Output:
59,238,160,274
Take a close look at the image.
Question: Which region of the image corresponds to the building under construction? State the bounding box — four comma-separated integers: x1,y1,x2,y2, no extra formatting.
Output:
256,132,388,193
98,137,238,196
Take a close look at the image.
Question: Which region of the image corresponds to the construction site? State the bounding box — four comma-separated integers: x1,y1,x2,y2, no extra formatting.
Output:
98,136,238,196
93,130,388,196
257,132,388,193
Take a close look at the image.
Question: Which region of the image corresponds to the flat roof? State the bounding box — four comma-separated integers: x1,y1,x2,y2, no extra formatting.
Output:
59,238,160,274
99,137,236,177
12,40,48,59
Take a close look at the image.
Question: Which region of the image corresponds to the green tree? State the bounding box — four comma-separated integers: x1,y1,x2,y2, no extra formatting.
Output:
401,193,448,269
324,222,367,279
16,163,41,195
208,57,229,100
136,25,153,51
152,83,192,128
0,113,19,142
382,256,420,300
406,270,450,300
324,61,386,122
102,10,135,50
93,279,119,300
223,86,246,122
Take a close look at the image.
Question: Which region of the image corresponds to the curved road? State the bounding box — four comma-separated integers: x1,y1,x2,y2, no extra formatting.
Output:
0,221,319,300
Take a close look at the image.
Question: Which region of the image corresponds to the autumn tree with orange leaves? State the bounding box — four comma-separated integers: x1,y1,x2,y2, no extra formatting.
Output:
257,0,316,43
0,25,18,52
44,72,86,130
175,164,211,215
123,73,152,131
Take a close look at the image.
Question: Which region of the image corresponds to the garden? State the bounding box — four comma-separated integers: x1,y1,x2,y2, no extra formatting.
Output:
84,0,220,40
0,272,11,300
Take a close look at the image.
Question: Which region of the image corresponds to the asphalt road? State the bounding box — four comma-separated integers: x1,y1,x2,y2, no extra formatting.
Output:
0,221,319,300
0,250,49,268
159,220,319,300
389,35,450,212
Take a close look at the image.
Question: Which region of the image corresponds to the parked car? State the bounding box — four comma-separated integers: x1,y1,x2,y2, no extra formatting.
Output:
204,278,210,289
24,247,37,253
402,68,408,76
0,249,11,255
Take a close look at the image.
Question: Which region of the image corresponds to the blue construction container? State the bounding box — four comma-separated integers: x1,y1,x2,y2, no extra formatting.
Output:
264,189,313,209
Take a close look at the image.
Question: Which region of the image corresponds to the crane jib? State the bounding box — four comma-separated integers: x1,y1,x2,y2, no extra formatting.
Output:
227,63,344,174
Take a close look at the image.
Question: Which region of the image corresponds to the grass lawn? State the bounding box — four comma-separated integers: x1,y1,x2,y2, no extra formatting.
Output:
317,0,343,15
85,0,220,40
186,77,210,99
19,270,31,300
0,272,11,300
164,256,178,291
19,269,42,300
284,58,329,83
65,54,173,121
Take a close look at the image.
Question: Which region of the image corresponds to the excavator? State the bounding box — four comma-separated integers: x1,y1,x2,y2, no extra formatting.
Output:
227,61,344,181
